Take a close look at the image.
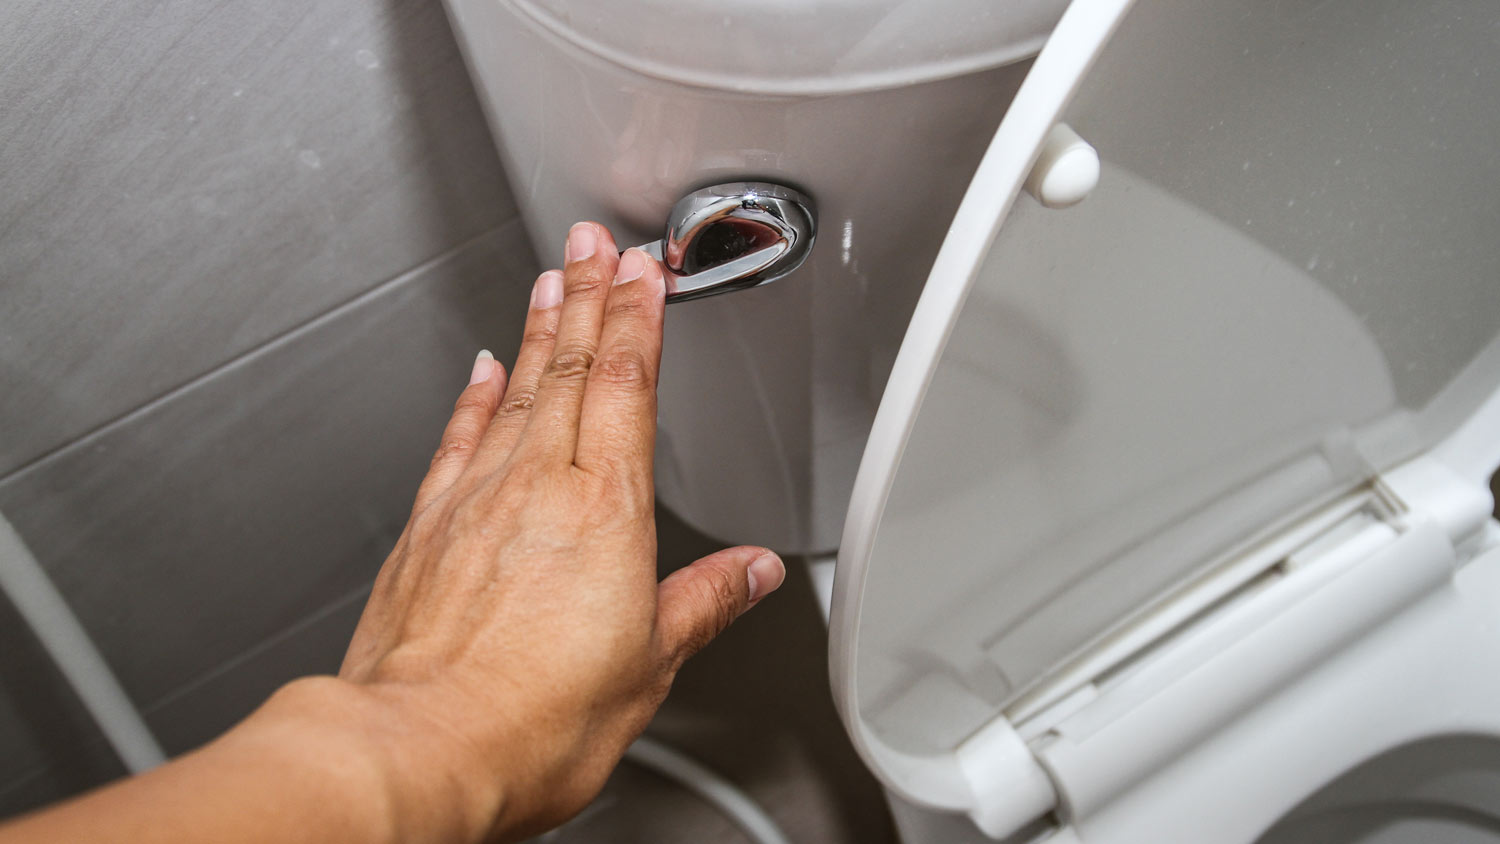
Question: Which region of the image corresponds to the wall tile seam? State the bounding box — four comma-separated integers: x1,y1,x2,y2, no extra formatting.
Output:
0,579,375,798
143,579,373,717
0,216,522,488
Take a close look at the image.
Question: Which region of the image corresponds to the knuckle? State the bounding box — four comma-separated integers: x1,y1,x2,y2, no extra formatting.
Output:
429,437,475,468
591,349,651,388
605,293,653,320
676,565,742,660
545,345,596,380
497,388,537,415
522,324,556,345
565,268,609,297
703,565,744,627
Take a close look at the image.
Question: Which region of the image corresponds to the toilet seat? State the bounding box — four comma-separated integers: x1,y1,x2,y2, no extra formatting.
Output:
827,0,1500,840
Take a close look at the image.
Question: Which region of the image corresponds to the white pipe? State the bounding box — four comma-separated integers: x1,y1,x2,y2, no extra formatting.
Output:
0,511,166,773
625,735,792,844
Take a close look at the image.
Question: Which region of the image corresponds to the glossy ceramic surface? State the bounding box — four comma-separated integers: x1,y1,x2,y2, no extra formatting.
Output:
443,0,1041,550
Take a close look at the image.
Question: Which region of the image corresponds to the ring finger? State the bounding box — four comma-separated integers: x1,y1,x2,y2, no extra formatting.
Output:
468,268,565,473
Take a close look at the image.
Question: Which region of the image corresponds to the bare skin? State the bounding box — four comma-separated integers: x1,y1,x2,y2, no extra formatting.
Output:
0,222,786,844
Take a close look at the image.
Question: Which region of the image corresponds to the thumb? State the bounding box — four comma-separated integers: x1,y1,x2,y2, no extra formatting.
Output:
654,546,786,666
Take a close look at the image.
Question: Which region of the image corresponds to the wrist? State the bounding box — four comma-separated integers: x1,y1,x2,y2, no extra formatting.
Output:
243,676,507,844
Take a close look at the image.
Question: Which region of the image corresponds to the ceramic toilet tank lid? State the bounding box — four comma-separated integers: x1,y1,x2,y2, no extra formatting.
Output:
828,0,1500,816
500,0,1069,95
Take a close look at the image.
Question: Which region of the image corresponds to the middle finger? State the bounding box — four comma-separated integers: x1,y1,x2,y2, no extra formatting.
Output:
514,221,620,466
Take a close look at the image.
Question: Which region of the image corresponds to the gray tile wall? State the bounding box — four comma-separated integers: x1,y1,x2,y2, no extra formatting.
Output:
1,0,515,475
0,0,529,814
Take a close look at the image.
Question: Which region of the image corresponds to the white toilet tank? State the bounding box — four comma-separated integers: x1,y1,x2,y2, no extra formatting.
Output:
441,0,1067,551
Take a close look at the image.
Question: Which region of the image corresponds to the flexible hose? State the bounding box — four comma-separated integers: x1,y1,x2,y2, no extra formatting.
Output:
625,735,793,844
0,511,166,773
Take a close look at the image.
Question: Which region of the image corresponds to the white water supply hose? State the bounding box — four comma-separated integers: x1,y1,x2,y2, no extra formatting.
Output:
0,511,165,773
625,736,793,844
0,509,790,844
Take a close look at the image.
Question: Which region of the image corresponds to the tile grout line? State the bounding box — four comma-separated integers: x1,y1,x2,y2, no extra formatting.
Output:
143,580,376,716
0,580,377,800
0,218,521,489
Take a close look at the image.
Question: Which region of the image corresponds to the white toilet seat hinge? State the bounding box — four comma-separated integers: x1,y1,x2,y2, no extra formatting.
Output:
1024,457,1491,821
955,716,1058,839
946,456,1494,839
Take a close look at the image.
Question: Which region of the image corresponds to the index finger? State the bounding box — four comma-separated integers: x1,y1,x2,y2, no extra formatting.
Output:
573,247,666,484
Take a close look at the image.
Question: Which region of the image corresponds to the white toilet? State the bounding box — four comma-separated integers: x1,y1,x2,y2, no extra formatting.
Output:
444,0,1500,841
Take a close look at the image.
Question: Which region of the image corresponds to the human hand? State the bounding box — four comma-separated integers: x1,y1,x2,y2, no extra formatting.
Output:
0,223,790,844
312,222,785,842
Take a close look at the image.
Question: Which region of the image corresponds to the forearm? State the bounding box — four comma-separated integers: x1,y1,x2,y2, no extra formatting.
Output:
0,678,499,844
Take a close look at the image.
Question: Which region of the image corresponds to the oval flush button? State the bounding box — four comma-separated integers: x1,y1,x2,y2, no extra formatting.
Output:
1024,123,1100,209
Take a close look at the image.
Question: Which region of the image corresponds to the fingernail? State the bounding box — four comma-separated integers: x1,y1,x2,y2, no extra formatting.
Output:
615,248,647,285
746,552,786,603
566,223,597,263
469,349,496,386
532,270,563,309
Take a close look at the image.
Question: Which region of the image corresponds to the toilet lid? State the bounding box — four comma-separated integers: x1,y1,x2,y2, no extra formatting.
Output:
830,0,1500,809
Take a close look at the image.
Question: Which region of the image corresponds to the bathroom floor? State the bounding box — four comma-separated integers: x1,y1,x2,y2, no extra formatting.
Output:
532,508,897,844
